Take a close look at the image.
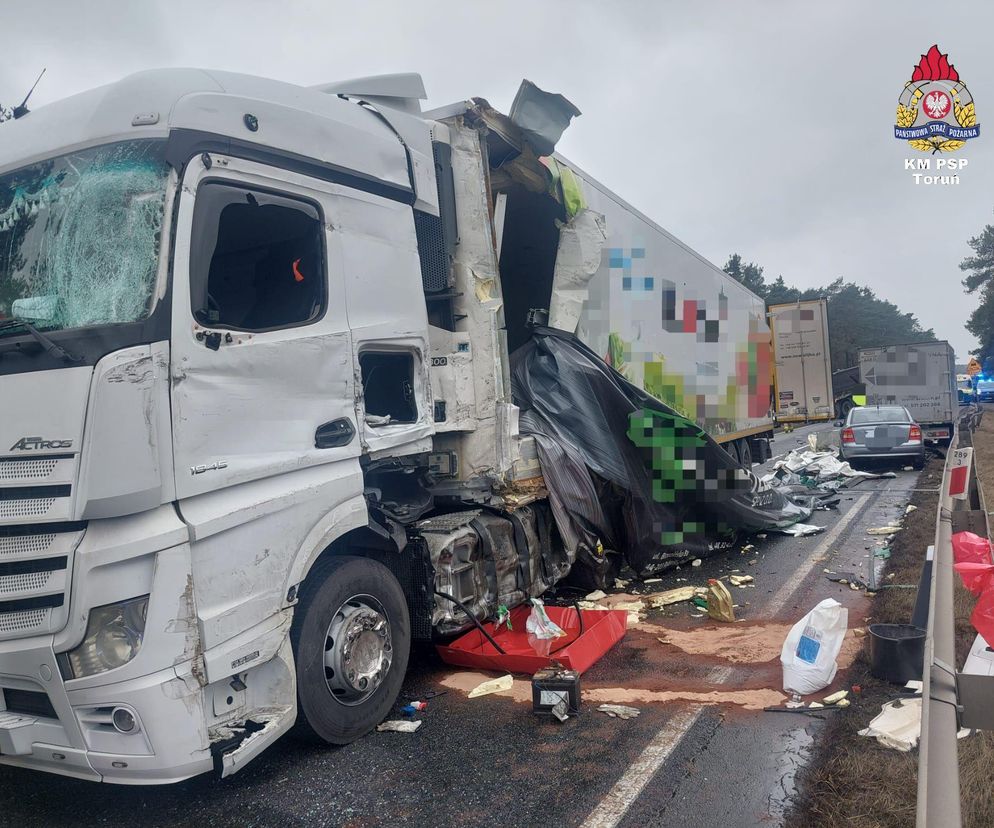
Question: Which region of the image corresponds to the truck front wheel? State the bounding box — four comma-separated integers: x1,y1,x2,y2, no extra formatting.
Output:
290,555,411,744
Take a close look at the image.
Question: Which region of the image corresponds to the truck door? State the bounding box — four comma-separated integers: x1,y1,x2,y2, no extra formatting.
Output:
329,187,434,458
170,155,361,499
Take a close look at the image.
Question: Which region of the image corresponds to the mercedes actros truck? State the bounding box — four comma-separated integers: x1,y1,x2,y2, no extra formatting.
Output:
0,69,772,782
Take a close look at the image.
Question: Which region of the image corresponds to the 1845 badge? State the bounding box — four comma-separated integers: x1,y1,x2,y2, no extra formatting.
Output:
895,45,979,153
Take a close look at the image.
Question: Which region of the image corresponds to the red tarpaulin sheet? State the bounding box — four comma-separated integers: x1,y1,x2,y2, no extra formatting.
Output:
435,605,627,675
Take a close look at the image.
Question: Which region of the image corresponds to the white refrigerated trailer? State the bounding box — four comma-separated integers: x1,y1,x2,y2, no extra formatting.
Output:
769,298,834,424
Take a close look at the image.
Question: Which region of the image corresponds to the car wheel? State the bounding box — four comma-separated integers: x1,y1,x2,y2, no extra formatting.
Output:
290,555,411,745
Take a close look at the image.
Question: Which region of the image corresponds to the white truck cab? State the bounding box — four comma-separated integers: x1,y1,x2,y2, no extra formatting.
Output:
0,68,529,782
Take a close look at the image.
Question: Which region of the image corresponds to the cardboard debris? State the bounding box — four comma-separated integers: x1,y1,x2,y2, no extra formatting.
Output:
377,720,422,733
468,674,514,698
598,704,640,720
823,690,849,704
867,526,902,535
648,586,698,607
858,698,921,751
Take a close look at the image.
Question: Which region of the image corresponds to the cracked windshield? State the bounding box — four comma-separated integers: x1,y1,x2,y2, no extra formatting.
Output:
0,139,169,335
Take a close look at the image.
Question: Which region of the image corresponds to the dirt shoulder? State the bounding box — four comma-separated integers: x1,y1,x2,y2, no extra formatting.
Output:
787,415,994,828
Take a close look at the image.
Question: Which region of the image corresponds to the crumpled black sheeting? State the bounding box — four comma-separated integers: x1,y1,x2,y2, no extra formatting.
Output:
510,328,811,577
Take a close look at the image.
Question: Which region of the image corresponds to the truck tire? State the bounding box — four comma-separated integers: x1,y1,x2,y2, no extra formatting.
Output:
290,555,411,745
737,438,753,467
837,398,855,419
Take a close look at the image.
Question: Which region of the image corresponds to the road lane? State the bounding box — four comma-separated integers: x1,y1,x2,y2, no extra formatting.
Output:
0,423,926,827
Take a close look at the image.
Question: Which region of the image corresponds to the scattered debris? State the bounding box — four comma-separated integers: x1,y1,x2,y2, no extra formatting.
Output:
643,578,662,584
905,504,917,514
598,704,640,720
399,701,428,716
858,698,921,751
648,586,698,607
823,690,848,705
585,590,608,601
741,544,755,553
707,579,736,622
854,628,867,637
468,674,514,698
781,599,848,695
614,579,630,589
532,665,581,720
875,547,891,559
692,559,703,568
729,574,754,588
778,523,825,537
867,526,902,535
836,698,851,708
903,466,913,471
526,598,567,655
757,533,768,539
377,720,422,733
764,705,835,717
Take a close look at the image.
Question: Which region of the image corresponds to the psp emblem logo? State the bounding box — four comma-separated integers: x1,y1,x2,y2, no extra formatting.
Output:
895,45,979,153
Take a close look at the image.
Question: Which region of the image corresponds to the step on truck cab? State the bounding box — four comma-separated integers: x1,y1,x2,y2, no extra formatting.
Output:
0,69,772,782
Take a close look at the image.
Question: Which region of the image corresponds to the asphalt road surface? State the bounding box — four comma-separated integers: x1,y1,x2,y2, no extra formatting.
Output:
0,422,930,827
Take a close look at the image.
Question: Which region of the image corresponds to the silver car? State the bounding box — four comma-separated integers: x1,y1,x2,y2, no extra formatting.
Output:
838,405,925,469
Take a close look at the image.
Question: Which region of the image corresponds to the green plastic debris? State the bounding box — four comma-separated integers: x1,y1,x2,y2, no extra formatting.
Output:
496,604,512,630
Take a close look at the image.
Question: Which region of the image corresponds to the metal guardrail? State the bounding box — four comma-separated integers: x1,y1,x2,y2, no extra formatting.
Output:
917,406,985,828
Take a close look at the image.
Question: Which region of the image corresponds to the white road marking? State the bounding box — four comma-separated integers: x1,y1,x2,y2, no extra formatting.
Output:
766,492,872,615
580,490,875,828
579,704,705,828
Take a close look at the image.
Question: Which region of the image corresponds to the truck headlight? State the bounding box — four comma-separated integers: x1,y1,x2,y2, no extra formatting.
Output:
65,596,149,679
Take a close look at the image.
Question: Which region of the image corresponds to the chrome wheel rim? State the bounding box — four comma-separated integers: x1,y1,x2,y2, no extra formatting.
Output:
323,594,392,706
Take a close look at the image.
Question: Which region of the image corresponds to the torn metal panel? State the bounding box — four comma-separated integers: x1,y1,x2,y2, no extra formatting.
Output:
427,326,478,432
427,120,510,484
549,208,607,334
508,80,582,157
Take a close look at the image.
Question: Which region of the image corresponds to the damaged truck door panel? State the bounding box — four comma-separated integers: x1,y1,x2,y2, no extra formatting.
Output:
0,68,774,783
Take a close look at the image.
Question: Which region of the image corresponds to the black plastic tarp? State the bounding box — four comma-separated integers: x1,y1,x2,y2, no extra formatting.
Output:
510,328,811,578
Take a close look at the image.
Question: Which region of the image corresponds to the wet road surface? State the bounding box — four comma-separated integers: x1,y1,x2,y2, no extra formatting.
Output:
0,423,930,827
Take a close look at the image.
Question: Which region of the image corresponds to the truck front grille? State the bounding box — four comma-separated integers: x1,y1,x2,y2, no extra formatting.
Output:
0,523,84,641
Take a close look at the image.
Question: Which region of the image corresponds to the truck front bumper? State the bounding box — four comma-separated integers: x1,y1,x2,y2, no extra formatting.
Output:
0,638,213,784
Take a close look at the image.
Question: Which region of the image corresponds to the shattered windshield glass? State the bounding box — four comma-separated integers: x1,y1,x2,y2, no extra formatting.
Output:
0,140,169,336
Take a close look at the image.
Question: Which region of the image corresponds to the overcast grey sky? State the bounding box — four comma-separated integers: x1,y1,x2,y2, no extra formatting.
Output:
2,0,990,358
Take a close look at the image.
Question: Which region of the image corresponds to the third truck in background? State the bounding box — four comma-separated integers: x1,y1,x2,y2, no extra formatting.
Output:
859,341,957,444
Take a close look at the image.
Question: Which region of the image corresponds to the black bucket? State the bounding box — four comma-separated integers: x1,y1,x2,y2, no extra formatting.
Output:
869,623,926,683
